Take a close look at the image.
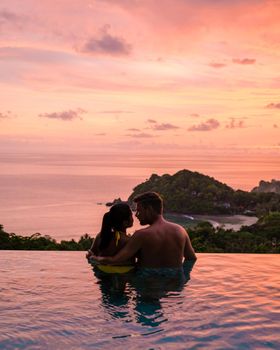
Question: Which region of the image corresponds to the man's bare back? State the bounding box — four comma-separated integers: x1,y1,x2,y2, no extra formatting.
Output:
128,217,195,267
93,192,196,268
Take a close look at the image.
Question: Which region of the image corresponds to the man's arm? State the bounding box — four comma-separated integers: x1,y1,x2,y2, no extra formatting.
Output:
93,231,143,264
184,231,197,261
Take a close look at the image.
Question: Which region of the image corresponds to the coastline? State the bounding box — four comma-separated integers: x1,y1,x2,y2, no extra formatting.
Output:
165,213,258,231
190,214,258,231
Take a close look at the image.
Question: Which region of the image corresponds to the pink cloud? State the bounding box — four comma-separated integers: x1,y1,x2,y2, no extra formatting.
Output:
152,123,179,131
1,0,280,60
0,9,26,29
0,46,72,63
100,110,133,114
266,103,280,109
39,108,86,121
126,132,154,138
146,120,180,131
232,58,256,65
188,118,220,131
81,26,132,56
96,0,278,55
0,111,13,119
209,62,227,68
226,118,245,129
190,113,200,118
0,9,20,22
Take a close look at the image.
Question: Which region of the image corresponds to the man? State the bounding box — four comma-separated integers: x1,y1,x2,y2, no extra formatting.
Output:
92,192,197,268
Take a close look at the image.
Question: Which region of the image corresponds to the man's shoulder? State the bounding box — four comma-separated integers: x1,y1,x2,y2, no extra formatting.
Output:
164,219,186,232
133,227,151,236
132,227,156,241
127,228,150,246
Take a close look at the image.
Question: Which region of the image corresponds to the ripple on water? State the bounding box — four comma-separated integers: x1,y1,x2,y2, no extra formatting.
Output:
0,252,280,349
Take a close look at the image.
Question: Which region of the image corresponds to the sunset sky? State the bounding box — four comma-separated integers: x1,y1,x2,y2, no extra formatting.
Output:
0,0,279,155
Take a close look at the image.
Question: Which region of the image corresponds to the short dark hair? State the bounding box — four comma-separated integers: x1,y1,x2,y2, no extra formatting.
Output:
133,192,163,214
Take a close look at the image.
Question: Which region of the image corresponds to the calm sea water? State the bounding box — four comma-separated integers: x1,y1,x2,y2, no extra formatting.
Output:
1,152,279,240
0,252,279,349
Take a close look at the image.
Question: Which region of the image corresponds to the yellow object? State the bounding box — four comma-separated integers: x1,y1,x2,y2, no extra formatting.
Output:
115,231,121,247
96,264,135,274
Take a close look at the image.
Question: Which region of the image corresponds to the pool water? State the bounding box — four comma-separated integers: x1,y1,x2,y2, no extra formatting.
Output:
1,252,279,349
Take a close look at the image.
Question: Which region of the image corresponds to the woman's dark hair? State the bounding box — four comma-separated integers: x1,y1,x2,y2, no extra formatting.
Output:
99,203,132,251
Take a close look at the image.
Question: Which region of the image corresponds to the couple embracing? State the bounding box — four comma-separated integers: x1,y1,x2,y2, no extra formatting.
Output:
87,192,197,272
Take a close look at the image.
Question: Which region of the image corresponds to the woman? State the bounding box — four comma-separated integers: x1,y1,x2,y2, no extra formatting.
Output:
87,203,135,272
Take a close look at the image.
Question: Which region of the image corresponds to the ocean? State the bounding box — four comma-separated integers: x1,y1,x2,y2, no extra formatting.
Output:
1,152,279,241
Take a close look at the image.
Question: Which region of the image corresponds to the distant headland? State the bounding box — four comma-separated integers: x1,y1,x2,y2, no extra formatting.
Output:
252,179,280,194
108,169,280,217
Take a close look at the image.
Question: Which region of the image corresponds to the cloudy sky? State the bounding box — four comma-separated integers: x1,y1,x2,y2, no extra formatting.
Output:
0,0,279,154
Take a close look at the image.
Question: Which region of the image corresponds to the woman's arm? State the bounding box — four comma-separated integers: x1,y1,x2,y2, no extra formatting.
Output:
91,235,100,255
86,234,100,259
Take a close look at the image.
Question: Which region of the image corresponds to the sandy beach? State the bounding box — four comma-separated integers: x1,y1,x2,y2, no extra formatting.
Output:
190,214,258,231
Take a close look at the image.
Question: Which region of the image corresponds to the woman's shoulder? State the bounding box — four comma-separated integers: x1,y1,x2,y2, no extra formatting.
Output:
120,232,131,243
113,232,129,250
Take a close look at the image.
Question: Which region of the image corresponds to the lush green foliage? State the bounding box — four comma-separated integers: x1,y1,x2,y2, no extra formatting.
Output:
0,225,93,251
128,170,280,215
188,212,280,253
1,212,279,253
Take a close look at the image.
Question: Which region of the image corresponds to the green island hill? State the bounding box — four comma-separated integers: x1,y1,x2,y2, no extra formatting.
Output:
128,170,280,216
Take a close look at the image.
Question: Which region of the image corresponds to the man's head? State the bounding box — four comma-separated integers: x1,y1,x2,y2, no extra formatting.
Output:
133,192,163,225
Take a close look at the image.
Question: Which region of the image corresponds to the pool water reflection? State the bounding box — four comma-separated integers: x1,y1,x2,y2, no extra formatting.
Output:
93,261,194,330
0,252,279,349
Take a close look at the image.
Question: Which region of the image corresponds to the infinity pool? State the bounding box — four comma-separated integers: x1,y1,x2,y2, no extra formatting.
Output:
1,252,279,349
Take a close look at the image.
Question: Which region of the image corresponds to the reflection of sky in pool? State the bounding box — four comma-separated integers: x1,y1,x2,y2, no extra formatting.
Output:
1,252,279,349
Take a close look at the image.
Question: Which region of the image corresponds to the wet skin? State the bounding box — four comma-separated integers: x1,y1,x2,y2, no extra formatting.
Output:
92,203,197,268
